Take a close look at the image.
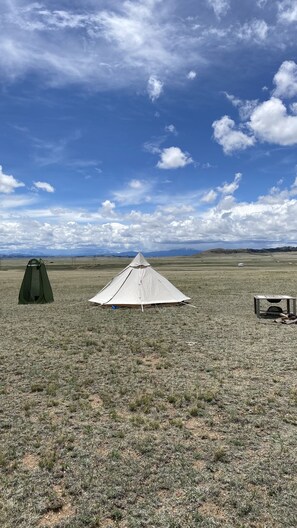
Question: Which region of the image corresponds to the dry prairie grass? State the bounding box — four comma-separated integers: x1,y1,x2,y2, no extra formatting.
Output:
0,256,297,527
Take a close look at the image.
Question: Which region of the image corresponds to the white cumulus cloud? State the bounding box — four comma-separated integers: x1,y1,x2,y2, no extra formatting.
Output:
207,0,230,18
147,75,164,101
217,173,242,195
249,97,297,145
33,181,55,193
0,166,25,194
157,147,193,169
257,0,268,7
212,116,255,154
236,19,268,42
100,200,116,217
165,124,177,135
4,174,297,252
273,61,297,99
187,70,197,80
201,189,217,203
215,63,297,153
278,0,297,23
224,93,259,120
113,179,153,205
290,102,297,114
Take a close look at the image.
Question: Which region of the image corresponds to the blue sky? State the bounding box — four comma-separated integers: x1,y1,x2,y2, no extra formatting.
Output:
2,0,297,254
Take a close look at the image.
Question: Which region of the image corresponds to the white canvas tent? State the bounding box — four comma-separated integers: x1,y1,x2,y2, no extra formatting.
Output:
89,252,190,310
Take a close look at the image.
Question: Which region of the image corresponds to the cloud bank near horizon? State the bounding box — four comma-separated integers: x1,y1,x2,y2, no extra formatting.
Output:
2,170,297,253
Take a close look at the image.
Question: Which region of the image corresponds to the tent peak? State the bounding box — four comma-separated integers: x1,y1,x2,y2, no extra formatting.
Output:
130,252,150,268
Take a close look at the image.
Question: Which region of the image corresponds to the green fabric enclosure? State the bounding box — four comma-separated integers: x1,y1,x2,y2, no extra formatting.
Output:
18,259,54,304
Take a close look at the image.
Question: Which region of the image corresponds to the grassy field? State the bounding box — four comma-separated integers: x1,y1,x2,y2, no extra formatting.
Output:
1,254,297,527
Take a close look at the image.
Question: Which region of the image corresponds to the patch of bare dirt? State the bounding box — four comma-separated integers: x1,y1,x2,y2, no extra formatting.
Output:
22,454,39,470
97,445,110,458
142,354,161,367
38,503,75,527
121,448,140,461
198,501,228,521
89,394,104,409
193,459,206,471
185,417,221,440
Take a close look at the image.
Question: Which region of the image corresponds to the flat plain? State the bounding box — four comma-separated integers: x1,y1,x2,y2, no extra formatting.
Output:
1,253,297,528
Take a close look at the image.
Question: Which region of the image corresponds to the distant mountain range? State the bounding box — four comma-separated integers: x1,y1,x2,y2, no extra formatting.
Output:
2,246,297,259
203,246,297,254
0,248,199,258
111,249,199,257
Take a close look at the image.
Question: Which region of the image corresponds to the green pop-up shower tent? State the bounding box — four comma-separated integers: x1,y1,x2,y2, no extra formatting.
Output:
18,258,54,304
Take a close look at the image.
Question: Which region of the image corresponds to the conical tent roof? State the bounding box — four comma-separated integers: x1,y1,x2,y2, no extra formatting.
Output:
89,252,190,308
129,252,150,267
18,258,54,304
